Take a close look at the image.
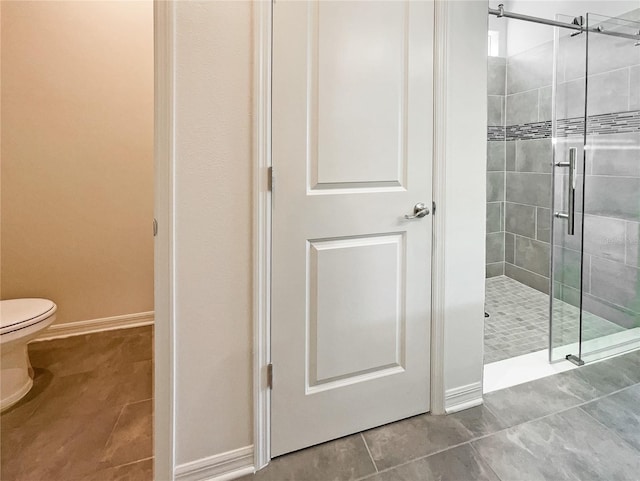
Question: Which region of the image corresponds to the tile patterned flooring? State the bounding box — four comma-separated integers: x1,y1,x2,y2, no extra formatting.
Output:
484,276,624,364
3,319,639,481
0,326,153,481
241,349,640,481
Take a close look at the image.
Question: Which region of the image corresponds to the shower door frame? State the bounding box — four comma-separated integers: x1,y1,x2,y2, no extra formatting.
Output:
548,13,588,366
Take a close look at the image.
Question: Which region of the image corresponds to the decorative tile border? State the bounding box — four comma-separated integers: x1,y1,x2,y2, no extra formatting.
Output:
488,126,505,141
588,110,640,136
506,121,551,141
487,110,640,141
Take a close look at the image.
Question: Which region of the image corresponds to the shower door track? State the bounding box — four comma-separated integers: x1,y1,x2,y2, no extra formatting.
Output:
488,4,640,42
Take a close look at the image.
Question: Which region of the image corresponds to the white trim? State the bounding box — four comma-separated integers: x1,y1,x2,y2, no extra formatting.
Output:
429,0,449,417
484,349,578,394
34,312,154,341
252,0,272,471
444,382,483,414
175,446,254,481
154,1,176,480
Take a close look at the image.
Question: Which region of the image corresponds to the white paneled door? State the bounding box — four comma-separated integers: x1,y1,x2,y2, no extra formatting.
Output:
271,0,434,456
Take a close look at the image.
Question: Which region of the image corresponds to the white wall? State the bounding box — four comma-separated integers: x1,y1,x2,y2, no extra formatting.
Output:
442,0,488,404
174,0,254,465
503,0,640,55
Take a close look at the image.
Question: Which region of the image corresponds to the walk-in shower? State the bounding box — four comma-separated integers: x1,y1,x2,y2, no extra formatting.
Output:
484,3,640,372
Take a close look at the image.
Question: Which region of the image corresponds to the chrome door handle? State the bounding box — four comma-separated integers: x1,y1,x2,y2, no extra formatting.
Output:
554,147,577,235
404,202,430,219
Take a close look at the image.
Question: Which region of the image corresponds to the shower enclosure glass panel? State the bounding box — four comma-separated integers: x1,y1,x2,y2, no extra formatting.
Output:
580,13,640,363
550,14,587,363
551,12,640,364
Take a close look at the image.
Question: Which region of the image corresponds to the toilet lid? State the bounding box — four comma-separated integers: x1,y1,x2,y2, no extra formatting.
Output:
0,298,57,335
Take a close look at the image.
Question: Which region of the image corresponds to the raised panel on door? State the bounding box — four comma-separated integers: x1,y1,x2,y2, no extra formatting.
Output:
309,1,409,190
308,234,406,391
271,0,434,457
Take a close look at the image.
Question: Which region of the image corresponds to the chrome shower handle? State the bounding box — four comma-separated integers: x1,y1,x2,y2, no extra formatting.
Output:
554,147,577,236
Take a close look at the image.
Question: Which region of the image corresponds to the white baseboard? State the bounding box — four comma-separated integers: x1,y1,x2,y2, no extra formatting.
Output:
175,446,254,481
34,311,154,342
445,382,483,413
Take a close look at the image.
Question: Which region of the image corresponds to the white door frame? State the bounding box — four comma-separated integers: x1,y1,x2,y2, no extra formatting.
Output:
154,1,175,480
251,0,449,469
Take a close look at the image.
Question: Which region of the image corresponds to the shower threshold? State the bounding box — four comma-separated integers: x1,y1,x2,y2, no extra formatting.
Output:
484,327,640,393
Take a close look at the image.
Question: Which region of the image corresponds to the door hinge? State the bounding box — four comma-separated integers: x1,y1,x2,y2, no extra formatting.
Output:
432,201,436,215
153,218,158,237
268,166,274,192
267,363,273,389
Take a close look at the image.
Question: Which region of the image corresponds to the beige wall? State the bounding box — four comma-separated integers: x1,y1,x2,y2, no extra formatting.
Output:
1,1,154,325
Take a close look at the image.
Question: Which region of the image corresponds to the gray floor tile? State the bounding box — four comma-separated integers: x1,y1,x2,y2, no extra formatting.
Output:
473,407,640,481
483,372,594,427
362,413,475,471
447,405,508,438
363,444,499,481
240,435,376,481
581,385,640,453
571,354,640,398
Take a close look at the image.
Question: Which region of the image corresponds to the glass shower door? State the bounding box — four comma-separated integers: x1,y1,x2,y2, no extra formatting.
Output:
550,15,588,363
551,12,640,364
579,13,640,363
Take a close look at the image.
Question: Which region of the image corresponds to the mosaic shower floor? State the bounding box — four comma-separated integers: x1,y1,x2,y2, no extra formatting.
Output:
484,276,624,364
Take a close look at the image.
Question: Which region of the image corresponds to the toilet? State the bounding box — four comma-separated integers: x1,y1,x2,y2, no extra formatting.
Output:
1,298,57,411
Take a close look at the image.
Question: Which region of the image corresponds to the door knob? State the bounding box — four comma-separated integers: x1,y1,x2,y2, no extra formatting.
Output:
404,202,430,219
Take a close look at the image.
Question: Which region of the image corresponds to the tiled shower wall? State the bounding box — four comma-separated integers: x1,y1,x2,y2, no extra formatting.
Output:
486,57,506,278
486,12,640,328
501,41,554,294
485,51,553,287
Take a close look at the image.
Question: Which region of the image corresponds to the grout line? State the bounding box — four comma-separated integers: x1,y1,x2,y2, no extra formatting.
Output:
506,84,551,97
503,198,551,210
625,221,629,266
588,255,592,295
628,67,631,113
511,233,550,246
469,442,505,481
109,456,155,471
505,260,550,281
103,404,127,450
123,397,154,407
361,432,379,473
